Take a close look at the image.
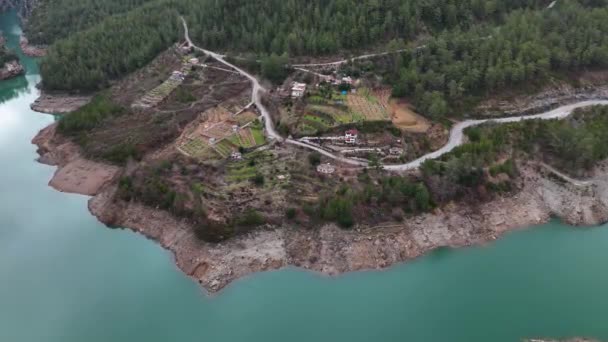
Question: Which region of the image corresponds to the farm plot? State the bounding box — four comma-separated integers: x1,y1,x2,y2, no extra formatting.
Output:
213,139,237,157
346,90,389,121
178,137,219,160
307,104,356,125
234,110,258,126
238,128,256,148
132,64,192,109
205,106,232,123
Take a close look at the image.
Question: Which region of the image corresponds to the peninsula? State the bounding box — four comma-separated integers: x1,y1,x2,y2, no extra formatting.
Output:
2,0,607,294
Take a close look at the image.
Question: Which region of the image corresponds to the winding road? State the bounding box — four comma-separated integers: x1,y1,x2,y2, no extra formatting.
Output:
180,17,608,172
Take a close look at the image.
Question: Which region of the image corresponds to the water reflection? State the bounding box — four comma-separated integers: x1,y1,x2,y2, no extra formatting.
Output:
0,74,30,104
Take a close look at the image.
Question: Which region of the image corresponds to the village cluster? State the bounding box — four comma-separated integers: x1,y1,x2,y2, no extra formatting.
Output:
128,42,433,176
275,69,412,171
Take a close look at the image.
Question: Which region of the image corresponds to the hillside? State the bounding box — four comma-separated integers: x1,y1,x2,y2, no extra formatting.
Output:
22,0,557,91
28,0,608,105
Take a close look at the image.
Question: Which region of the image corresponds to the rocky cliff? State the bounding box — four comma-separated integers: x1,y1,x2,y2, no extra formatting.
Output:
0,60,24,80
0,0,39,18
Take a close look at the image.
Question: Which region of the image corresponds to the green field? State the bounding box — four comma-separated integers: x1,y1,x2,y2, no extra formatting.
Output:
251,127,265,146
179,137,218,160
214,140,236,157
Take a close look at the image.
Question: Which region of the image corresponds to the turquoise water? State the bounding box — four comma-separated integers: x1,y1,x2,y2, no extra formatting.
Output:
2,10,608,342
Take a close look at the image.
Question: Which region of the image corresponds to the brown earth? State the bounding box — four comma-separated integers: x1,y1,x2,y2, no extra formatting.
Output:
33,123,608,294
389,99,431,133
0,60,23,80
475,82,608,118
19,35,45,57
30,92,92,114
33,124,121,196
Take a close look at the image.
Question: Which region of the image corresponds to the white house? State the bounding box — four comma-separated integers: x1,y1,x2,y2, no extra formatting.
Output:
345,129,359,144
291,82,307,98
230,151,243,160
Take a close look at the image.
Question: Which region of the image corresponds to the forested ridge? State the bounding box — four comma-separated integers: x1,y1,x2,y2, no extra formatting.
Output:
25,0,157,45
388,1,608,117
421,105,608,202
30,0,608,95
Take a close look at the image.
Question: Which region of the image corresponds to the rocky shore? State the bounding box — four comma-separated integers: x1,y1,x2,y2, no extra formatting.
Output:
30,92,92,114
0,59,23,80
19,35,45,57
32,120,608,294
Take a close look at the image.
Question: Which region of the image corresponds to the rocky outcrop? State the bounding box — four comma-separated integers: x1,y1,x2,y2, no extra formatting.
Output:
33,124,121,196
0,34,23,80
0,0,39,18
0,60,23,80
476,84,608,118
32,121,608,294
31,92,92,114
19,35,45,57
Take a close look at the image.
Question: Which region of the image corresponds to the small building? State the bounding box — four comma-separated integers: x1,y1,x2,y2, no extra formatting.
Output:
317,163,336,174
171,70,185,81
188,57,200,65
342,76,353,85
180,45,193,54
345,129,359,144
389,147,404,156
230,151,243,160
291,82,307,98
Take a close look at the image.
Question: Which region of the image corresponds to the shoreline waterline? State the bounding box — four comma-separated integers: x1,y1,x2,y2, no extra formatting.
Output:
2,9,608,342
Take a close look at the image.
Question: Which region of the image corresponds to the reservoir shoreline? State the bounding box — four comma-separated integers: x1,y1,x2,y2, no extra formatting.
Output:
33,116,608,293
3,7,608,342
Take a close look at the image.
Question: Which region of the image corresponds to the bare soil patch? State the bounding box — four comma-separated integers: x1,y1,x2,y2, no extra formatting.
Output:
49,158,120,196
390,99,430,133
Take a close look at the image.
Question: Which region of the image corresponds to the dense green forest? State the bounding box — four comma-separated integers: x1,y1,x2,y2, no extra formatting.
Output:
39,1,180,90
388,1,608,117
421,105,608,202
25,0,157,45
32,0,608,97
35,0,554,91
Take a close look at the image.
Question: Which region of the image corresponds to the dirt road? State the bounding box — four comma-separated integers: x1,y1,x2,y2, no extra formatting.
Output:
180,18,608,172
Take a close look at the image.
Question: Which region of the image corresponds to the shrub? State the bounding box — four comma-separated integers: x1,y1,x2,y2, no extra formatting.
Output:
286,208,297,220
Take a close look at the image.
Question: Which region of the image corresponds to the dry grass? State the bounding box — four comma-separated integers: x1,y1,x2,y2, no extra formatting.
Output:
389,99,431,133
346,88,389,121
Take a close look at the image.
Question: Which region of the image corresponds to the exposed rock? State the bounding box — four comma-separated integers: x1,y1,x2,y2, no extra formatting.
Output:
33,121,608,294
476,84,608,117
19,35,45,57
0,0,39,19
33,124,121,196
30,92,92,114
0,60,23,80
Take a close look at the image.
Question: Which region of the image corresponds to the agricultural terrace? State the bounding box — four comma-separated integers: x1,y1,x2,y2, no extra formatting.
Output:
177,106,266,161
296,87,391,135
132,61,193,109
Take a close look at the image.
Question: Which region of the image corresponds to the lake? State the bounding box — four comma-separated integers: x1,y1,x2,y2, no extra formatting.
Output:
1,9,608,342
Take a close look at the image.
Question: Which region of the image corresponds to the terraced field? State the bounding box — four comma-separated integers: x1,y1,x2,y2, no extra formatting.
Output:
238,128,256,148
234,111,258,125
347,89,389,121
213,139,237,157
251,127,265,146
178,137,218,160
